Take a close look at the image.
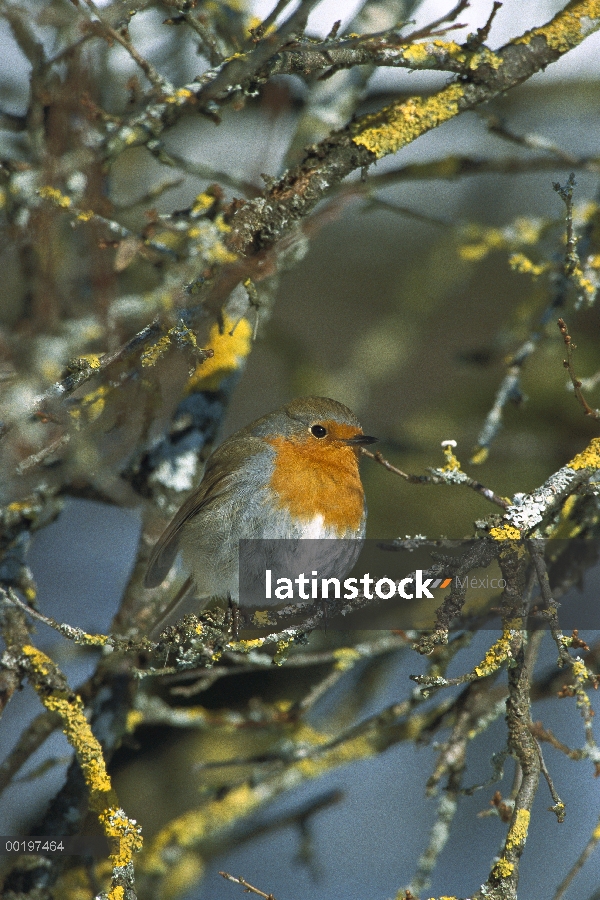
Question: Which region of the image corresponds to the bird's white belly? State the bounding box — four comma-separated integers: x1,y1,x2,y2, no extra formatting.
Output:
297,513,331,539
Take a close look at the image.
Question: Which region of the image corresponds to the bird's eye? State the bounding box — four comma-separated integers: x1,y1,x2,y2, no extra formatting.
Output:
311,424,327,438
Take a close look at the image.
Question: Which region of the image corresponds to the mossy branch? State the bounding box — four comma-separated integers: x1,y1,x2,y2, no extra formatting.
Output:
20,645,143,900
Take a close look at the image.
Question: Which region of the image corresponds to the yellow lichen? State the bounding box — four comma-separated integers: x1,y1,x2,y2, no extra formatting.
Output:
151,229,185,251
459,218,544,263
7,499,34,514
164,88,194,104
39,186,72,208
459,242,496,263
470,46,502,69
571,657,593,704
78,354,103,369
351,82,466,158
551,493,583,539
206,241,237,265
401,41,432,65
76,210,95,222
76,632,108,647
441,444,460,472
292,723,329,747
187,315,252,391
192,192,216,215
332,647,361,671
160,852,204,900
214,213,232,234
23,645,52,676
505,808,530,849
80,385,109,423
246,15,262,33
252,609,275,627
295,733,374,779
22,645,142,884
22,646,112,795
471,446,489,465
273,637,293,665
572,264,597,299
403,711,427,741
99,807,143,868
492,858,514,878
227,636,266,653
146,782,261,874
148,324,201,369
509,253,550,277
489,525,521,541
473,620,521,677
568,437,600,471
141,334,172,367
400,38,501,72
515,1,600,54
126,710,144,733
473,639,510,678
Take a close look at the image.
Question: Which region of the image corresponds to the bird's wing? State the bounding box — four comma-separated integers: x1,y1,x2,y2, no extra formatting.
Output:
144,435,265,588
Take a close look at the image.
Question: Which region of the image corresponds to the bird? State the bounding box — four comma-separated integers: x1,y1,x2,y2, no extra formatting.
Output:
144,396,376,627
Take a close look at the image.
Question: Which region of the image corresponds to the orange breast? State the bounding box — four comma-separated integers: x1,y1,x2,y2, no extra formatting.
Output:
267,435,365,533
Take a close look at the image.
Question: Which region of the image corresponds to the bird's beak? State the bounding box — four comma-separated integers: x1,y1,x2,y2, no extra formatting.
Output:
346,434,378,446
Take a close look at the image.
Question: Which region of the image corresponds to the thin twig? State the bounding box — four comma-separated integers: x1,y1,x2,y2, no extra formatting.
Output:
167,633,411,695
553,822,600,900
3,588,156,654
465,1,502,50
81,0,171,91
2,319,162,433
530,721,585,761
255,0,297,38
146,142,260,196
557,318,600,418
362,196,451,228
363,154,600,189
361,448,510,509
483,114,579,165
527,541,572,666
553,173,578,275
400,0,470,44
532,735,565,822
0,712,61,797
470,198,578,462
16,433,71,475
173,10,225,66
219,872,276,900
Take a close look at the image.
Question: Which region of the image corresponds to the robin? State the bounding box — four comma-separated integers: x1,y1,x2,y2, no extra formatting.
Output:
145,396,376,625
